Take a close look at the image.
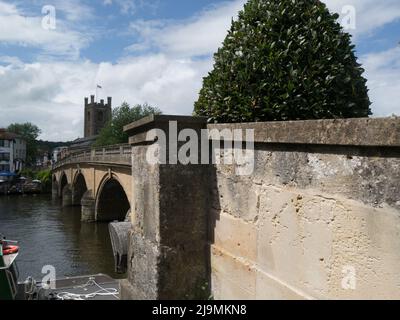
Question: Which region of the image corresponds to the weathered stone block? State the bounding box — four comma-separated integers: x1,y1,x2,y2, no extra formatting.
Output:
255,269,309,300
61,184,72,207
125,230,159,300
211,246,256,300
81,190,95,223
214,212,258,263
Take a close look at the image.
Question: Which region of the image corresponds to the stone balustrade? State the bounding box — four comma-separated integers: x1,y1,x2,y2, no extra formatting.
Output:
53,144,132,169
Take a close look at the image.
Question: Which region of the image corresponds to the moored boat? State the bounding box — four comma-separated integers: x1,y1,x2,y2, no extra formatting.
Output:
1,236,120,300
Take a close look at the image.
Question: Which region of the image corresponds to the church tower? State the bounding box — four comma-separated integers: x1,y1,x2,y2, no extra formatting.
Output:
84,95,112,138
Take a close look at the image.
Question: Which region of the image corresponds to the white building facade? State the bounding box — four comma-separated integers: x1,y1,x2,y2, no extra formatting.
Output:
0,129,27,173
52,146,68,163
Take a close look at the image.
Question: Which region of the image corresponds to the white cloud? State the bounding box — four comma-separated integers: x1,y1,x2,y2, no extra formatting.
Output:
0,1,90,59
0,0,242,141
0,55,24,66
1,0,399,142
96,55,211,115
127,0,400,58
321,0,400,116
50,0,95,22
323,0,400,37
103,0,158,15
0,55,211,141
124,0,400,118
0,1,17,15
127,0,245,57
361,47,400,116
0,60,96,141
107,0,136,14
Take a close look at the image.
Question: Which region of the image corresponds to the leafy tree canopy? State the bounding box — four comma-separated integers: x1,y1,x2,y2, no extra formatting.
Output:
7,122,41,164
194,0,371,122
95,102,162,147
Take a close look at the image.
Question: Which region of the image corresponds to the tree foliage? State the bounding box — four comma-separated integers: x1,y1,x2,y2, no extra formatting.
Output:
194,0,371,122
36,169,52,192
7,122,41,165
95,102,162,147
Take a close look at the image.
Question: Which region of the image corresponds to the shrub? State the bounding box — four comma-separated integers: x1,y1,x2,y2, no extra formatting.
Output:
194,0,371,122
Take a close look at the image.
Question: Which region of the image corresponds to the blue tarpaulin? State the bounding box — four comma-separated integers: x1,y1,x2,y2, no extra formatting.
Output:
0,172,17,177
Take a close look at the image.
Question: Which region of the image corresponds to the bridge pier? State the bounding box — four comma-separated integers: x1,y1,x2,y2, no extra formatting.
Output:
120,115,211,300
52,180,59,199
81,190,96,223
62,185,73,207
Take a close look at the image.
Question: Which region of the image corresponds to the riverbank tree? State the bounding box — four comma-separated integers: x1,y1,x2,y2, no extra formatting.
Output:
95,102,162,147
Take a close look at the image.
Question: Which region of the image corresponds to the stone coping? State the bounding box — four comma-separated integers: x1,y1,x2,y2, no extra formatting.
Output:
124,115,208,134
124,115,208,145
124,115,400,147
208,117,400,147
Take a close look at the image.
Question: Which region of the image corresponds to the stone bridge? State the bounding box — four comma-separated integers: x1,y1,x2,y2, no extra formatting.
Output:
52,144,132,222
51,115,400,300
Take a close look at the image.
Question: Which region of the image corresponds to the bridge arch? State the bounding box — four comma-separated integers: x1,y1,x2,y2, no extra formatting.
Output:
95,174,130,222
52,174,59,198
72,172,88,206
58,171,75,207
59,172,68,198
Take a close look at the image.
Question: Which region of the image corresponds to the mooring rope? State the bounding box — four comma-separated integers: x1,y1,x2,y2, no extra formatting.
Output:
55,278,119,300
24,277,38,300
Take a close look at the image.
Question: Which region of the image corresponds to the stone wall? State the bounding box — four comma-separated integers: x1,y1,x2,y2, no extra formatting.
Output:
209,118,400,300
122,115,211,300
121,116,400,300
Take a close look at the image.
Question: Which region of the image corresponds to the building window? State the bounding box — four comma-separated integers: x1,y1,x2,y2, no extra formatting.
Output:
98,111,103,122
88,111,91,121
0,140,10,147
0,153,10,161
0,164,9,171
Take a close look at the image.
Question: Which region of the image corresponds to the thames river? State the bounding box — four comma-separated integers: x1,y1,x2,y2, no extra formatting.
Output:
0,194,120,281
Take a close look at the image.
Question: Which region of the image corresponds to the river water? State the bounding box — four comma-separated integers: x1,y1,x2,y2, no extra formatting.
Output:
0,194,121,281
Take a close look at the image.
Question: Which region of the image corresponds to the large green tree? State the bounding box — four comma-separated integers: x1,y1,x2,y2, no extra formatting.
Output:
194,0,371,122
95,102,162,147
7,122,41,165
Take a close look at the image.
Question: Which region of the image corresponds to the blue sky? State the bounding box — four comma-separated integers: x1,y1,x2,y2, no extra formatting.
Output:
0,0,399,141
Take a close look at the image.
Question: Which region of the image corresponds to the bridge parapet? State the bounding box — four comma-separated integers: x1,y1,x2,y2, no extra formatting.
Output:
119,115,400,300
53,144,132,169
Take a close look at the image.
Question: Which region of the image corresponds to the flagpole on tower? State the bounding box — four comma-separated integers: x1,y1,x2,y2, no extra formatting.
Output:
96,84,102,103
